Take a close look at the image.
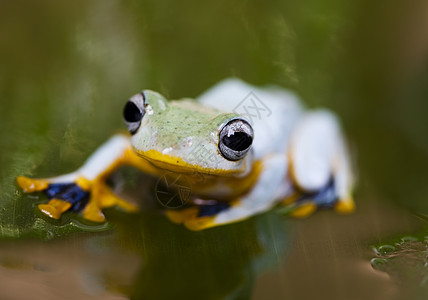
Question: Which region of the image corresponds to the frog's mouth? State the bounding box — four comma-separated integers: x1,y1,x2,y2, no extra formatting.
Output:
134,149,246,176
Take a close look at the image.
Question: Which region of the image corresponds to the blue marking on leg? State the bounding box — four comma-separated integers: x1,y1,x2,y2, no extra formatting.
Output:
45,183,73,199
45,183,90,212
312,180,337,207
297,179,337,208
197,202,230,217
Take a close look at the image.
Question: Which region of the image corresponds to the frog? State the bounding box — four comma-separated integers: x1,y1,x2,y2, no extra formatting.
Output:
17,78,355,230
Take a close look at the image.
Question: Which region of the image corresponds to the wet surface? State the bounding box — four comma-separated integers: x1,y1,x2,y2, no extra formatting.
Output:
371,232,428,300
0,192,426,299
254,200,424,300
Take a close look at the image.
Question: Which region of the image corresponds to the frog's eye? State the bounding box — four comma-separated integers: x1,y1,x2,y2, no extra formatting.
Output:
219,119,253,161
123,93,145,134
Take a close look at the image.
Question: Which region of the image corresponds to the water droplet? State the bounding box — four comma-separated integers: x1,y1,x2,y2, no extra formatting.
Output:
46,230,54,239
374,245,396,256
371,258,388,269
400,236,418,243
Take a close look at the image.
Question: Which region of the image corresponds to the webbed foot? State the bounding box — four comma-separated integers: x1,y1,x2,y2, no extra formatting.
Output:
282,179,355,217
17,176,138,222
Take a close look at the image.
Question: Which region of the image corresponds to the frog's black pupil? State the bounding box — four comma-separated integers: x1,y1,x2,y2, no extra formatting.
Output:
222,132,252,151
123,101,142,122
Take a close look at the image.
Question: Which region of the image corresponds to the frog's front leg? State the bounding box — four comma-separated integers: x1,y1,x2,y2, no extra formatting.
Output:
166,154,288,230
17,134,156,222
287,110,355,217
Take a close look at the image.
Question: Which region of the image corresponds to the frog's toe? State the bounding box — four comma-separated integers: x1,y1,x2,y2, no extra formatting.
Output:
82,200,106,223
82,181,138,222
334,197,355,214
290,202,317,218
166,207,199,224
166,201,231,230
184,216,216,231
38,199,72,220
166,208,216,231
17,176,49,193
92,182,139,212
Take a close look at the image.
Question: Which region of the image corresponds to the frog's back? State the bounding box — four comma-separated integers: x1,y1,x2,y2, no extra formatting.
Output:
197,78,303,159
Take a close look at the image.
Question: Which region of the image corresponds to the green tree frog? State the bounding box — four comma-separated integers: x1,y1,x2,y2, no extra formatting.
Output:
17,79,355,230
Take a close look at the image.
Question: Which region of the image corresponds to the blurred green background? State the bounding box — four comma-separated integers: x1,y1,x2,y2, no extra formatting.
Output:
1,0,428,299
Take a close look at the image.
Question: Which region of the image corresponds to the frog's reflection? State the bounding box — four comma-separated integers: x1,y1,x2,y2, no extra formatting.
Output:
112,205,293,300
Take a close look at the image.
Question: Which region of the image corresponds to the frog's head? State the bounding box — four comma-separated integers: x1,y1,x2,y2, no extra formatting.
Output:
123,90,254,175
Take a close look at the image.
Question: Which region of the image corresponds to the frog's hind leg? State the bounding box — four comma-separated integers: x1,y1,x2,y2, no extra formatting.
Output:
287,110,355,217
